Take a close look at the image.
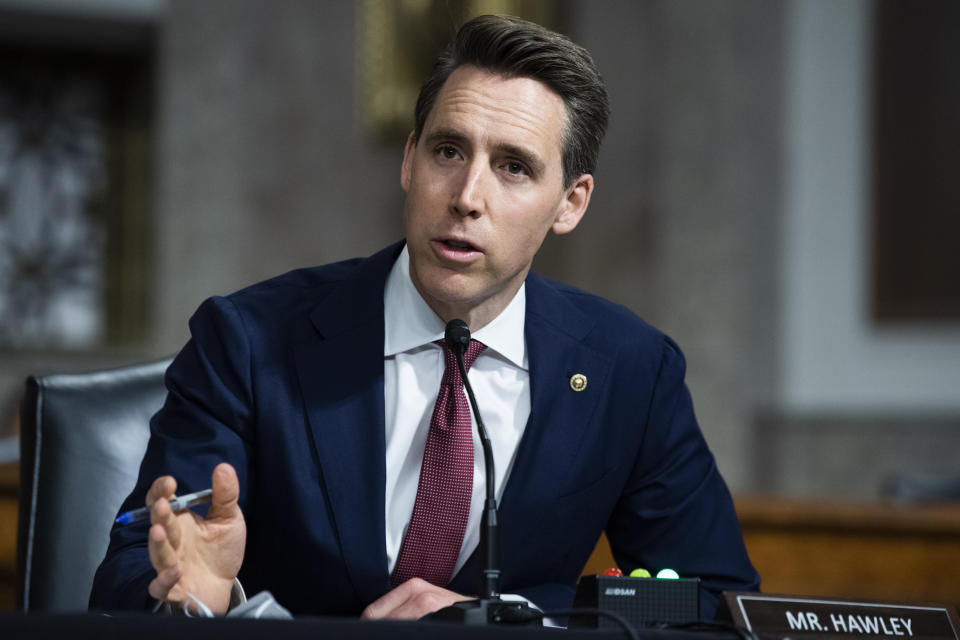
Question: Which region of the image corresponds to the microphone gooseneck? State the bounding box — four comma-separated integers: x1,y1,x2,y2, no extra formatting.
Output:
444,319,500,600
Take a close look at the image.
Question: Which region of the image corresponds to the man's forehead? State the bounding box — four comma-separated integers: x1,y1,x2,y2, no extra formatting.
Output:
424,66,567,160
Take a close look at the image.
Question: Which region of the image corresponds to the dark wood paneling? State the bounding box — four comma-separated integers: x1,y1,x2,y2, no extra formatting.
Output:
873,0,960,322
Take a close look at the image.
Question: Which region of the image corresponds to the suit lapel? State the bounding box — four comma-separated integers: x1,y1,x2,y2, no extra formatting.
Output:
293,243,402,605
499,273,613,526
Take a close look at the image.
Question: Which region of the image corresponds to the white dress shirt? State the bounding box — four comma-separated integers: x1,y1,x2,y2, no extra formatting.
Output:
383,245,531,577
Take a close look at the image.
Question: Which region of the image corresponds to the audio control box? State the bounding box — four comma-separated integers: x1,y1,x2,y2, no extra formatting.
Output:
570,574,700,630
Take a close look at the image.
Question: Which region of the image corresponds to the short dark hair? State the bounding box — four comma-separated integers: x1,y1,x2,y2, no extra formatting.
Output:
413,14,609,187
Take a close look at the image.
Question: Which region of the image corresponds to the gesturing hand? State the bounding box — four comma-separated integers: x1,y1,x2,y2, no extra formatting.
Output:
146,462,246,615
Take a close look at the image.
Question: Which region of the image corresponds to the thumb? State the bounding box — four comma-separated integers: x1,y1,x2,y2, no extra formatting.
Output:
207,462,241,520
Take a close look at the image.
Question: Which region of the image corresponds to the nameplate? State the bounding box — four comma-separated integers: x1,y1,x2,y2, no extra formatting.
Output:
723,592,960,639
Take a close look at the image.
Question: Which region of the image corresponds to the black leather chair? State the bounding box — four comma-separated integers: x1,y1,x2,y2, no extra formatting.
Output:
17,358,172,611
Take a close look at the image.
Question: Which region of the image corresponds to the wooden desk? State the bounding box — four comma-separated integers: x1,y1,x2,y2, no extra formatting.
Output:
583,495,960,608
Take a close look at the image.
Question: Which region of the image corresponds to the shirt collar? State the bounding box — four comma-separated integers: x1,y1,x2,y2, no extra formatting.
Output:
383,244,528,370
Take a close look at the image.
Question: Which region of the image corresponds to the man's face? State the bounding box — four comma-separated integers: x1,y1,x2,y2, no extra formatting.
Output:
401,65,593,329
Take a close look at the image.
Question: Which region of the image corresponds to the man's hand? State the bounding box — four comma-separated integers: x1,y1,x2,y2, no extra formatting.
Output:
146,462,246,615
361,578,470,620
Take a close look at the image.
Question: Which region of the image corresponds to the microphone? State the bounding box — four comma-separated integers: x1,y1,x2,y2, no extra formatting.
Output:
444,319,499,600
444,318,471,355
425,320,539,625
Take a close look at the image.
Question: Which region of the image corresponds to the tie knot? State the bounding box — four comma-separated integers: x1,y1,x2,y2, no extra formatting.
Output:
437,338,486,383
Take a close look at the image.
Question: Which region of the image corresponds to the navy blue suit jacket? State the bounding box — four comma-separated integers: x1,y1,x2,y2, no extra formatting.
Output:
91,241,759,617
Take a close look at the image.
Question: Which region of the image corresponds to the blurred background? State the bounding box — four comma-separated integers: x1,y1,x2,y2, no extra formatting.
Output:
0,0,958,611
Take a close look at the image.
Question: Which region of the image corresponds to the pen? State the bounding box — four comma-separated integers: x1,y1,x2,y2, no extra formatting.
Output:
115,488,214,525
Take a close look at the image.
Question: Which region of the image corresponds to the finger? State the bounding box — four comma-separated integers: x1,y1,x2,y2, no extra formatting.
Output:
148,522,178,573
361,578,414,619
151,496,182,550
148,563,182,601
389,585,462,619
363,578,452,619
146,475,177,508
207,463,241,521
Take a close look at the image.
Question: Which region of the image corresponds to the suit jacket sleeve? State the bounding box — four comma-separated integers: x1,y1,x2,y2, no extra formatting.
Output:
90,296,254,611
605,336,760,618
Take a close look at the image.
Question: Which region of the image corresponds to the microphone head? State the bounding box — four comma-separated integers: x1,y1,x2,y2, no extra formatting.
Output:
444,319,470,354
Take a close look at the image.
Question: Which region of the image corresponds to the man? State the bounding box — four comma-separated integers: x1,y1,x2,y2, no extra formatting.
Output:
91,15,759,620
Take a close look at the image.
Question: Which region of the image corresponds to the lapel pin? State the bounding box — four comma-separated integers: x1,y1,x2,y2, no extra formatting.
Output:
569,373,587,392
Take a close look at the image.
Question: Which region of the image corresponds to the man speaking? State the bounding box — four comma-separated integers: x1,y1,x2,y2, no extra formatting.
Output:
91,15,759,619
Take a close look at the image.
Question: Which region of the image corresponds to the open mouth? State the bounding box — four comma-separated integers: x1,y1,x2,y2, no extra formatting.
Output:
440,238,478,252
433,237,481,262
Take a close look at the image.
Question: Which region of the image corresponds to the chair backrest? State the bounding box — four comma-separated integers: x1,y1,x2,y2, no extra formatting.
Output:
17,358,172,611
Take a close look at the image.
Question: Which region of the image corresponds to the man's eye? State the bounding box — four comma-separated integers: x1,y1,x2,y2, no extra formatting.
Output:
505,161,527,176
438,146,458,159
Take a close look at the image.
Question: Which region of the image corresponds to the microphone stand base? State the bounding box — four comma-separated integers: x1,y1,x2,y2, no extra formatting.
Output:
425,598,542,626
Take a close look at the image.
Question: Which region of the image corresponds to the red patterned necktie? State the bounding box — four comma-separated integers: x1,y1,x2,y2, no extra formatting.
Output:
391,338,487,587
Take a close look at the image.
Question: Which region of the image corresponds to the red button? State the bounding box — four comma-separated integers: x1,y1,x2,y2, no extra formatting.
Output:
602,568,624,577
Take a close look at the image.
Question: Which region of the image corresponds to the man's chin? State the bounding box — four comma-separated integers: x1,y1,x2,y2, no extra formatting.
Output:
410,269,484,315
420,281,481,314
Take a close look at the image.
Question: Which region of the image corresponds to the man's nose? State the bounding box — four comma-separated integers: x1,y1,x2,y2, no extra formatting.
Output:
451,160,487,217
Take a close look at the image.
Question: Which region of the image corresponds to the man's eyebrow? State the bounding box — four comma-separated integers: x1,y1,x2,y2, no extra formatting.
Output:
497,142,546,176
422,127,470,148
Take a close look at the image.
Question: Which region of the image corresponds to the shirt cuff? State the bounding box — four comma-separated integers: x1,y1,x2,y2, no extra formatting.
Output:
152,578,246,616
228,578,247,610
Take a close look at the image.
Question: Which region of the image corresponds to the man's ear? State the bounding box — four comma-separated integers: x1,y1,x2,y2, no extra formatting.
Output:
552,173,594,235
400,131,416,193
